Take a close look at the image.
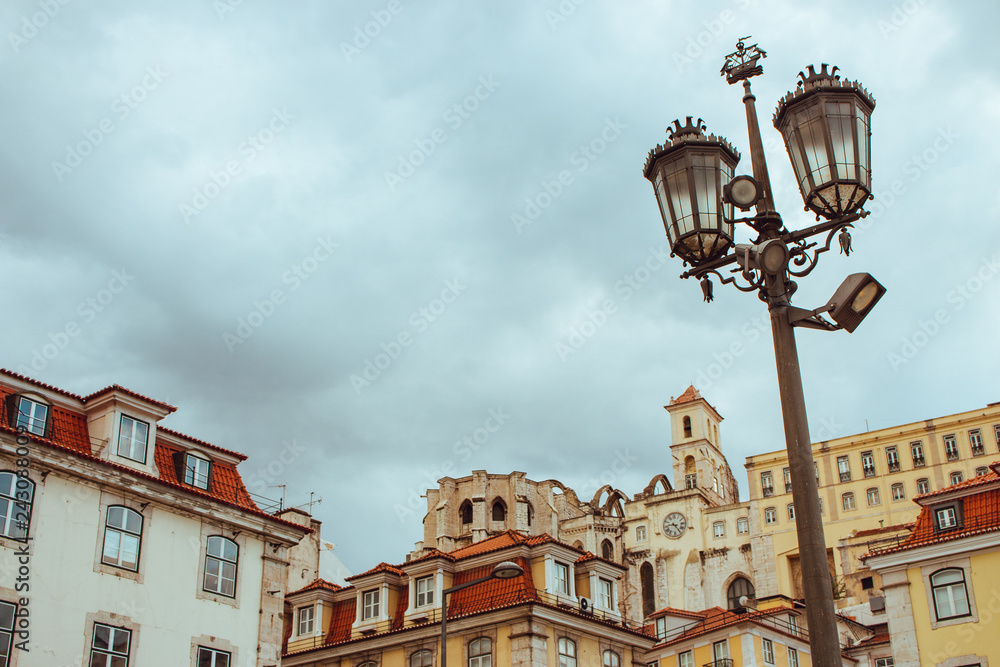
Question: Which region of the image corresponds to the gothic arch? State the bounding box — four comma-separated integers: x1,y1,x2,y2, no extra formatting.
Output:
640,561,655,618
459,500,473,525
643,474,673,496
490,497,507,523
724,573,756,610
601,539,614,561
590,486,627,517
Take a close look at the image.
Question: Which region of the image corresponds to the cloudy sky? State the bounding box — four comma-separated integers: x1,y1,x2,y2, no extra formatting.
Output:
2,0,998,576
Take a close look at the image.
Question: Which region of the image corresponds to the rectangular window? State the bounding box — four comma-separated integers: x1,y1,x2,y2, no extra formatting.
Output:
976,467,988,477
874,659,894,667
362,589,380,620
787,504,795,521
995,424,1000,450
554,562,569,595
116,415,149,463
862,451,876,477
416,575,434,607
932,569,971,620
886,446,899,472
0,601,15,667
684,473,697,489
945,435,959,461
297,605,314,635
764,507,776,525
911,442,925,467
635,525,647,542
936,505,961,530
655,617,666,640
891,483,905,501
917,478,930,495
788,614,798,633
837,456,851,482
737,517,748,534
1,471,34,542
204,536,238,598
185,454,211,490
713,521,725,538
677,651,693,667
783,467,791,492
15,396,48,436
91,623,131,667
762,638,774,664
787,647,799,667
712,640,730,660
970,429,984,456
950,471,964,485
102,506,143,571
198,647,231,667
598,578,613,609
761,471,773,497
861,577,874,590
842,492,856,511
867,488,880,506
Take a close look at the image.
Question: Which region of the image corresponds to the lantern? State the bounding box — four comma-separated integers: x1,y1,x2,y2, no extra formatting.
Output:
774,64,876,220
644,117,741,266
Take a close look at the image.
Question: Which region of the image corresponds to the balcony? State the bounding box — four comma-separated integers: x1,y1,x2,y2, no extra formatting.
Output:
704,660,734,667
972,446,985,457
863,467,876,478
762,487,774,498
839,471,851,482
947,450,960,461
887,462,900,473
912,457,925,468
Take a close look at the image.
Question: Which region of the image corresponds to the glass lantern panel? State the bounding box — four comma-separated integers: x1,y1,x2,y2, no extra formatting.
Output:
826,101,856,180
783,125,810,191
654,172,673,236
798,112,832,185
690,154,718,231
720,161,734,222
665,167,695,236
855,109,870,186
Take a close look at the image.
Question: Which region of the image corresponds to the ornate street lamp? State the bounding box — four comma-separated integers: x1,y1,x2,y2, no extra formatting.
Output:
641,38,884,666
440,561,523,667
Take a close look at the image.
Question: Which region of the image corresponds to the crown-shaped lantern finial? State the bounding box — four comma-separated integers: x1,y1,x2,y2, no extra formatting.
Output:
666,116,707,140
797,64,841,87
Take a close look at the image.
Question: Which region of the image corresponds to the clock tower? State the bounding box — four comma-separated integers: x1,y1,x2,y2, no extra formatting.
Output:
665,385,739,506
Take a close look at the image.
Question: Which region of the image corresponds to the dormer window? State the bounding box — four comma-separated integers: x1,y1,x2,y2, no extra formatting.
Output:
554,561,569,595
13,395,49,436
185,454,211,490
935,502,962,532
297,605,315,635
362,589,380,621
415,575,434,607
117,415,149,463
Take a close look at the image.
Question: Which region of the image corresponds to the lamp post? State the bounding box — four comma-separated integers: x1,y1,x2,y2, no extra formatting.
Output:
440,560,523,667
642,38,884,666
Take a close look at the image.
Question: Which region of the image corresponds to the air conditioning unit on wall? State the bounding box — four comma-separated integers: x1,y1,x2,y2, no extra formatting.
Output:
578,596,593,614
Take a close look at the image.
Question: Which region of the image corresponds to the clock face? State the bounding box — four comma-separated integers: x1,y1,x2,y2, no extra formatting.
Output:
663,512,687,538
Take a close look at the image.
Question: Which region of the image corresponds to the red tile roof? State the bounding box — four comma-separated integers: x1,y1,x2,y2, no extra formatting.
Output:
0,373,307,532
447,529,580,561
325,597,357,645
288,579,344,596
157,425,248,461
81,383,177,413
865,464,1000,559
391,584,409,632
852,523,913,539
652,606,800,647
670,385,701,406
346,562,408,581
446,557,540,618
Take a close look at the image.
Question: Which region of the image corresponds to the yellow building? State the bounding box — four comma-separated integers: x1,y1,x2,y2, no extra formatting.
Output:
282,530,656,666
643,599,816,667
745,401,1000,611
863,461,1000,667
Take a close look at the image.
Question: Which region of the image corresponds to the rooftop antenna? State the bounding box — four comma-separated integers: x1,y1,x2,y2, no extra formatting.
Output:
269,484,286,511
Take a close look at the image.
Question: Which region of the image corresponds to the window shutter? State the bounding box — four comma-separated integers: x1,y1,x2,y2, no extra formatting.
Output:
4,393,18,429
205,460,214,492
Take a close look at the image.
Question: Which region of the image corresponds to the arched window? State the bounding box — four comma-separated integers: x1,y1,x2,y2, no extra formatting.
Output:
602,650,621,666
0,471,34,542
557,638,576,667
640,562,655,618
469,637,491,667
460,500,473,525
683,416,692,438
358,663,378,667
526,502,533,527
102,506,143,571
491,499,506,522
930,568,970,620
204,536,239,597
410,649,433,667
601,539,614,560
727,577,755,610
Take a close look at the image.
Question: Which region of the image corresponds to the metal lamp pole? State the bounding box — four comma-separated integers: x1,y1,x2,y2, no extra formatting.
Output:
642,39,884,666
440,561,523,667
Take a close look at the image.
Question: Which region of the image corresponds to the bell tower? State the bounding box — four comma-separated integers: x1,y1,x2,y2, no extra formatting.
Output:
665,385,738,505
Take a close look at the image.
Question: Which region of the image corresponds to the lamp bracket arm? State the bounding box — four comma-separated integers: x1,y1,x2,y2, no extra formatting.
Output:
784,217,858,278
787,304,841,331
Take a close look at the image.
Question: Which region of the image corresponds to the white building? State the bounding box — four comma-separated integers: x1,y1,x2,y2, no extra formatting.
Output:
0,369,311,667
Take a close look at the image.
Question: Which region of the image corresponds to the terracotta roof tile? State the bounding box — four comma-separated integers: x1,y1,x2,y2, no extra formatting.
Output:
81,383,177,413
326,598,357,644
670,385,702,405
654,607,793,647
157,425,248,461
0,368,86,400
852,523,913,538
391,584,409,631
346,562,407,581
288,579,344,596
446,557,539,618
865,468,1000,558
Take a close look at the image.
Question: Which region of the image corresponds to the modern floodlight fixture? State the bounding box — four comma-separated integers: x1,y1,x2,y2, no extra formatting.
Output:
825,273,886,333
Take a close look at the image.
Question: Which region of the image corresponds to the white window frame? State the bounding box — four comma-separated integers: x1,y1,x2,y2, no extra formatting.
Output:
886,446,899,470
713,521,725,538
204,536,238,598
917,478,930,495
762,637,775,664
930,568,971,620
787,503,795,521
469,637,491,667
635,525,647,542
678,651,694,667
116,415,149,463
712,639,730,660
891,483,905,501
837,456,851,481
0,471,34,542
761,471,773,495
788,613,798,632
970,429,984,455
557,637,576,667
782,467,791,491
655,616,667,640
554,561,570,595
102,505,143,571
764,507,776,525
598,577,613,610
866,487,880,506
410,649,433,667
787,647,799,667
416,575,434,607
936,507,958,530
911,441,925,466
185,453,212,490
861,451,876,476
945,435,959,460
91,623,131,667
15,396,48,436
842,492,855,511
736,517,748,534
976,466,989,477
950,471,964,485
362,588,380,621
297,605,315,635
198,646,232,667
873,658,894,667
